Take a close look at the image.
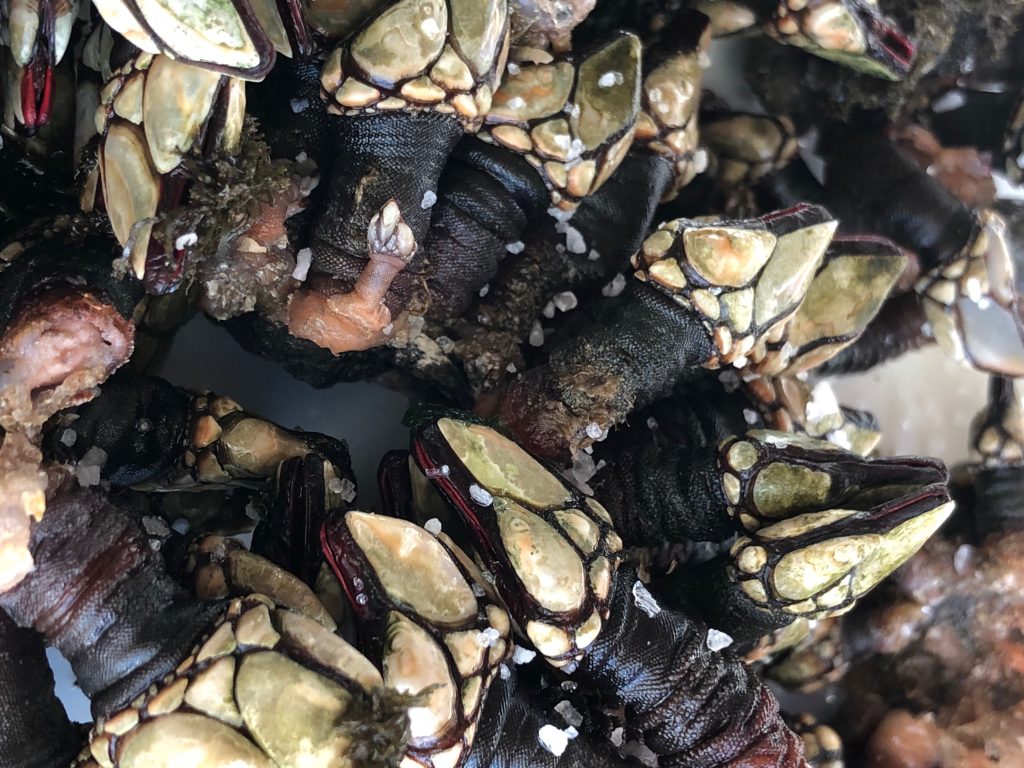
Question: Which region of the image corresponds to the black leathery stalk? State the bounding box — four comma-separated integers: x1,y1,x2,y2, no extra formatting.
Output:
576,577,806,767
819,127,976,271
0,485,224,717
0,610,83,768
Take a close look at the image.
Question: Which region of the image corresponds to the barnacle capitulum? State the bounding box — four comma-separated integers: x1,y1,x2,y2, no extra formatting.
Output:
481,31,642,211
413,416,618,666
288,200,418,353
323,511,512,767
916,208,1024,377
89,0,287,79
1,0,79,133
764,0,914,80
92,50,247,293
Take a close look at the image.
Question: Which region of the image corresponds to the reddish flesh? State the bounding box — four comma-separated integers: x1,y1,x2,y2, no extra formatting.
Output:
0,290,134,430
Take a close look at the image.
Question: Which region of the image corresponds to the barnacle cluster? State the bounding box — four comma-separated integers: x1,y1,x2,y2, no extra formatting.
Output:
1,1,1024,767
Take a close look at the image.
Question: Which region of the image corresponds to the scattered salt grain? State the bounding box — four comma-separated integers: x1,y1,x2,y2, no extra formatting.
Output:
472,583,487,597
477,627,501,648
829,430,852,450
693,148,709,174
479,283,490,297
560,680,577,691
555,701,584,728
553,291,578,312
564,226,587,254
469,484,494,506
75,446,108,487
539,725,569,756
805,381,840,422
585,422,603,440
59,429,77,447
588,248,601,261
328,477,357,502
622,740,658,767
436,335,455,353
290,97,310,113
420,190,437,209
743,408,758,425
954,543,975,574
543,301,556,318
931,90,966,113
356,593,369,605
171,518,190,535
547,206,575,224
646,417,659,431
499,663,511,680
174,232,198,250
292,247,312,281
602,273,627,297
597,71,624,88
507,62,521,75
506,96,526,110
512,646,537,665
706,628,734,652
506,362,517,373
609,727,624,747
529,320,545,347
506,241,525,254
424,518,442,535
632,580,661,617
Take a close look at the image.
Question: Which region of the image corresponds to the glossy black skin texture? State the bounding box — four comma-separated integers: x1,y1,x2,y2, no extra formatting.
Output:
576,576,806,767
0,610,83,768
0,486,224,717
463,667,632,768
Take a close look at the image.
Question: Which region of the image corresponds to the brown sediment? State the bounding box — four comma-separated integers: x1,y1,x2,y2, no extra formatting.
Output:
0,431,46,593
842,531,1024,766
198,180,306,323
0,289,134,431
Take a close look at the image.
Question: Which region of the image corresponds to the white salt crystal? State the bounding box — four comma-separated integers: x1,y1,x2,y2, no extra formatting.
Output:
420,190,437,209
609,727,624,746
588,248,601,261
805,381,840,423
953,543,975,574
539,725,569,756
931,90,966,113
499,663,511,679
477,627,501,648
632,580,661,617
292,247,312,281
290,97,310,113
543,301,556,319
506,362,517,373
706,628,734,651
479,283,490,297
554,700,584,727
60,429,77,447
602,273,627,297
597,71,624,88
743,408,758,425
469,484,493,506
507,62,521,75
424,518,442,535
506,241,526,254
529,320,545,347
436,335,455,353
512,646,537,665
622,740,658,767
585,422,602,439
564,226,587,254
174,232,198,250
506,96,526,109
553,291,578,312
